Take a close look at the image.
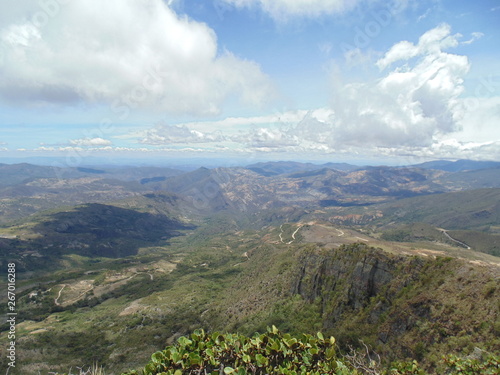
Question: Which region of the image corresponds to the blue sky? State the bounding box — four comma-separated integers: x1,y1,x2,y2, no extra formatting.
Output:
0,0,499,166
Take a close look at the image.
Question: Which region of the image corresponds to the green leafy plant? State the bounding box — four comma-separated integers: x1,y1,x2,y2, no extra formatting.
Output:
122,326,355,375
442,353,500,375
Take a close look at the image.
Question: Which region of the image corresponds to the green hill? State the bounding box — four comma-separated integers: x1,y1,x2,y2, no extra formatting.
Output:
2,224,498,374
377,188,500,231
0,196,194,273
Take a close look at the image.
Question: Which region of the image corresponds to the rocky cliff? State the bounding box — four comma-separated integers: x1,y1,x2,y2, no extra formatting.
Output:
291,243,499,367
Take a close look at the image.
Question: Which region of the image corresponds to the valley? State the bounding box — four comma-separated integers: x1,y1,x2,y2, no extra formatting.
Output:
0,160,499,374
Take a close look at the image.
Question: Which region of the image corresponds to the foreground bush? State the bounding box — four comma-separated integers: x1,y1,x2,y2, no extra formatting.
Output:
122,326,354,375
122,327,500,375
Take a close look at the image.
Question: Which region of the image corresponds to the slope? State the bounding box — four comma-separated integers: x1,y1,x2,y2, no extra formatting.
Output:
2,220,498,374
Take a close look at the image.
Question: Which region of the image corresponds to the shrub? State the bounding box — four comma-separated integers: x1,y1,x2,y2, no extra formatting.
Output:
122,326,354,375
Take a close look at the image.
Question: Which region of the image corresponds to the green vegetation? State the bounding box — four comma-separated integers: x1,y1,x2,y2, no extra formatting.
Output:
0,201,194,274
0,163,499,374
123,327,347,375
376,189,500,232
1,227,499,374
123,328,500,375
380,223,446,243
447,230,500,256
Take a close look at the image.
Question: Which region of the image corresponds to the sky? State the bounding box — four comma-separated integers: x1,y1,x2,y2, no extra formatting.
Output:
0,0,499,167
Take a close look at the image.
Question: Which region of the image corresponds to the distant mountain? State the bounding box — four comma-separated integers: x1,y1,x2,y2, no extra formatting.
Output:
152,165,448,214
0,164,185,224
1,161,499,226
410,159,500,172
0,163,184,187
137,167,236,213
438,167,500,189
97,166,184,181
245,161,359,176
0,163,70,187
321,162,361,171
245,161,321,176
0,177,146,225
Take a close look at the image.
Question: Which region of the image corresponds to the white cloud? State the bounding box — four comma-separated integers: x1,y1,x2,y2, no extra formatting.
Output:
139,124,225,145
93,21,499,161
453,97,500,143
69,138,112,147
180,111,309,131
313,23,470,149
222,0,410,21
222,0,360,20
234,127,300,149
117,110,309,141
397,139,500,161
462,32,484,45
0,0,274,115
417,7,432,22
228,24,495,160
376,23,460,70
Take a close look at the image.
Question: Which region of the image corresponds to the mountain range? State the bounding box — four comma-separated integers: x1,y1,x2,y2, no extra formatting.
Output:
0,159,499,374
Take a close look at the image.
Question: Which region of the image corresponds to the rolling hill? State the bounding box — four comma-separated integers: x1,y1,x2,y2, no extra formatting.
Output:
0,160,499,374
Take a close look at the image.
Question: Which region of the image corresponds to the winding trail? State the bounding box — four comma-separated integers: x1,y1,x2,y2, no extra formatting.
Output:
54,284,66,306
279,223,304,244
438,229,471,250
65,285,94,305
287,225,303,244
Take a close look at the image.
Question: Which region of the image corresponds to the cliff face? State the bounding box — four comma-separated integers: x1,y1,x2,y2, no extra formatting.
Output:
293,245,420,326
291,244,500,365
295,245,406,305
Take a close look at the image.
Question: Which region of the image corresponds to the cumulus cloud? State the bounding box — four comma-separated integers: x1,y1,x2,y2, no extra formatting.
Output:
233,127,300,149
178,111,308,132
376,23,461,70
139,124,225,145
388,139,500,161
112,23,496,161
119,110,308,141
322,23,470,148
69,138,112,146
230,24,482,158
36,145,153,153
0,0,274,115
